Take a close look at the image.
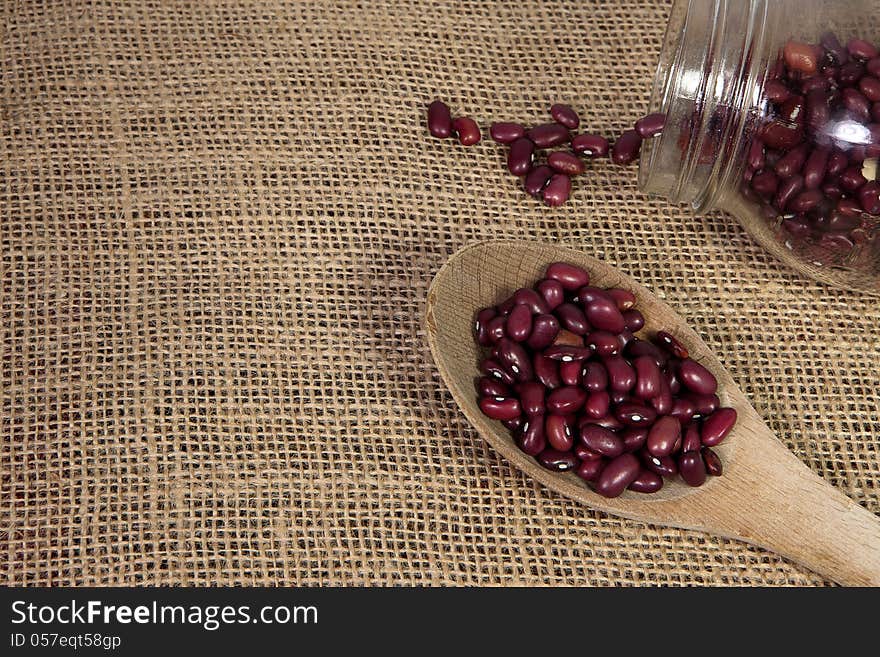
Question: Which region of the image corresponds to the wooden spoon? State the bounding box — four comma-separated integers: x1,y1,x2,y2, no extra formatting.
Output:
426,240,880,586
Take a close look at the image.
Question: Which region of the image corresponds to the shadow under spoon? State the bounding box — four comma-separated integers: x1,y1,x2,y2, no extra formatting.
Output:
426,239,880,586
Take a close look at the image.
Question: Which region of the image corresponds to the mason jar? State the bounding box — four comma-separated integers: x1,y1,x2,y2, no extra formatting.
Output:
640,0,880,294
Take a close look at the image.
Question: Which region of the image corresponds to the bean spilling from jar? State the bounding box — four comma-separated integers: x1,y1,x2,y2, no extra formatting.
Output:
741,33,880,253
474,262,735,498
426,100,665,206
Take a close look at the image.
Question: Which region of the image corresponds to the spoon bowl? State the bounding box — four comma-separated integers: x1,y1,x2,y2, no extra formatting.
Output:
426,240,880,585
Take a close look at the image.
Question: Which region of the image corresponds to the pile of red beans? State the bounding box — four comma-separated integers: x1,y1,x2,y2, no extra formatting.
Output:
428,100,665,206
474,262,736,498
742,33,880,252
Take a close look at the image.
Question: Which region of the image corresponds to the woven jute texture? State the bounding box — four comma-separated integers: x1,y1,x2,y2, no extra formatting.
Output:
2,0,879,587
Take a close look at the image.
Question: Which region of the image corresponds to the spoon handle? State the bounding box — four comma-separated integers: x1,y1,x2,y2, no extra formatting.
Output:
705,432,880,586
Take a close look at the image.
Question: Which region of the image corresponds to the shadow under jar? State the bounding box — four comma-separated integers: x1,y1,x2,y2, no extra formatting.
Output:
640,0,880,294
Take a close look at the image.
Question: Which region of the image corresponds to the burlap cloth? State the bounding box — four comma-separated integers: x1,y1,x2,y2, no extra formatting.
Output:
2,0,878,587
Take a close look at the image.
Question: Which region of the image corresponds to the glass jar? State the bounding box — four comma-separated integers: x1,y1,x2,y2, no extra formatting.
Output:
640,0,880,294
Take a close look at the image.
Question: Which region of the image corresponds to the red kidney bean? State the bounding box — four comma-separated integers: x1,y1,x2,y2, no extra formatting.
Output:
526,314,560,350
626,339,667,367
617,330,635,351
632,355,662,400
623,309,645,332
760,119,802,149
635,113,666,138
622,428,648,453
784,40,819,74
575,443,602,461
507,137,534,175
543,173,572,206
860,76,880,102
751,170,779,197
848,38,878,61
789,189,824,213
537,448,579,472
651,391,674,419
748,138,766,170
840,60,865,86
555,303,590,335
645,415,680,457
702,447,723,476
803,147,829,189
486,316,507,343
615,402,657,428
701,407,737,447
859,181,880,214
490,121,526,144
665,365,681,395
606,288,636,311
603,356,636,392
584,390,611,419
779,94,806,127
571,133,609,156
827,150,848,177
543,345,591,362
678,451,707,487
506,304,533,342
523,165,554,197
609,390,628,405
548,151,585,175
627,469,663,494
427,100,453,138
496,338,534,382
678,359,718,396
481,357,515,386
452,116,481,146
576,458,605,482
574,285,612,305
610,129,642,165
670,397,696,425
681,423,702,453
475,307,497,346
584,297,626,333
517,381,546,417
516,415,546,456
546,262,590,290
801,75,830,94
550,103,580,130
774,143,809,178
513,287,549,314
528,123,570,148
478,376,510,399
559,359,582,387
579,423,624,458
764,80,791,104
821,31,849,65
536,279,565,310
685,392,719,416
654,330,689,359
591,413,625,432
582,362,607,392
533,354,561,390
843,87,871,120
839,165,867,191
586,330,621,357
640,449,678,477
869,57,880,77
828,208,860,232
822,181,843,200
546,386,587,415
541,416,571,452
594,453,641,498
479,396,521,421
